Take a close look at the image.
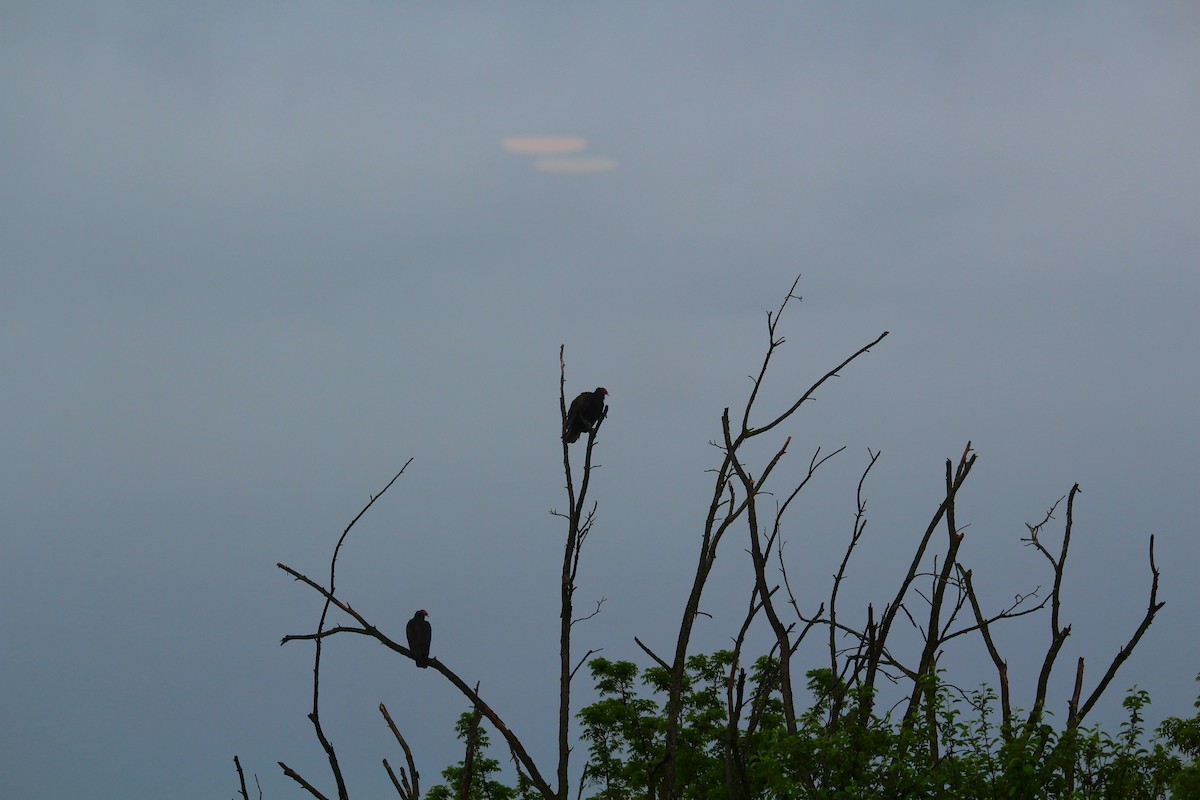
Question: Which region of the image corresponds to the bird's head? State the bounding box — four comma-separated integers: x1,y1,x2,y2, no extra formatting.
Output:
595,387,608,397
416,609,429,619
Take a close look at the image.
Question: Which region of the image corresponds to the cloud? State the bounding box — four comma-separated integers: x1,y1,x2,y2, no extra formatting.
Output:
503,136,616,173
501,135,587,155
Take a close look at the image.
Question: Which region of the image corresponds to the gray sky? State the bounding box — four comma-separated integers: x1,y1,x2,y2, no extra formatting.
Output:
2,4,1197,798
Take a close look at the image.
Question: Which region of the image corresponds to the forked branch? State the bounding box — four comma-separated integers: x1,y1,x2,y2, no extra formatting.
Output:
380,703,420,800
653,274,888,800
278,563,556,800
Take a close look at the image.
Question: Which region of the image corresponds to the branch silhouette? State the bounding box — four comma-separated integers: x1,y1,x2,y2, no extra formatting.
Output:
278,562,556,799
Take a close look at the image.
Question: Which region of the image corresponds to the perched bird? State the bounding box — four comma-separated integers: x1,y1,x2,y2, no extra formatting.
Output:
563,387,608,444
406,609,431,668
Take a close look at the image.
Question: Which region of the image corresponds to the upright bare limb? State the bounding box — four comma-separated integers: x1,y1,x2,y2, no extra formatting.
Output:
552,347,607,800
959,567,1015,734
900,450,974,744
1023,486,1077,731
651,275,888,799
727,424,801,733
233,755,256,800
860,449,976,727
823,449,880,726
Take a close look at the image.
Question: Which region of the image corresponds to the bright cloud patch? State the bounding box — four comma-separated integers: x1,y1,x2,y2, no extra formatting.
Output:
502,136,587,155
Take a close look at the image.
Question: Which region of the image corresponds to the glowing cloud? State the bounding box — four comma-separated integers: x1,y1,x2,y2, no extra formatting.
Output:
502,136,587,155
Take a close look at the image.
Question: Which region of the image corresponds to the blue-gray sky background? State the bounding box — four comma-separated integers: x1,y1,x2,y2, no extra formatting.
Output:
2,4,1197,798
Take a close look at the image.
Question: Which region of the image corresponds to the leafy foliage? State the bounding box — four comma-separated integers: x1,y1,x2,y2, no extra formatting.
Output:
428,657,1200,800
425,711,540,800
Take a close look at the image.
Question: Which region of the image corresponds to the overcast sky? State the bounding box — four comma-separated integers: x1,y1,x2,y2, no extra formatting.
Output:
2,4,1198,798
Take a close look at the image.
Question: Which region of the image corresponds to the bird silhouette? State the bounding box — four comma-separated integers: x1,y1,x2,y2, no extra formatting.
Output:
564,387,608,443
406,609,431,668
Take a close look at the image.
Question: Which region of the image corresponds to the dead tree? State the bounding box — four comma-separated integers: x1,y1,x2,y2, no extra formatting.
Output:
772,448,1165,792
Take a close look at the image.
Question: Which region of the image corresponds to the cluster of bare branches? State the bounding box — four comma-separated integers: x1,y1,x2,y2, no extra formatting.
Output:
626,276,1164,799
245,350,610,800
271,513,557,799
627,277,890,796
235,275,1165,800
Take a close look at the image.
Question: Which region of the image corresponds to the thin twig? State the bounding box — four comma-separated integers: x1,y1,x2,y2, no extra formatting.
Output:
570,648,603,681
302,460,413,800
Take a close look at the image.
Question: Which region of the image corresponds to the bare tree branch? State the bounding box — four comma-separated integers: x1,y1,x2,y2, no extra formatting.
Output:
960,566,1014,734
384,759,410,800
279,761,332,800
824,449,880,724
380,703,420,800
233,755,251,800
294,459,413,800
724,421,799,732
571,598,606,628
634,637,671,672
1073,534,1165,725
557,346,608,800
724,583,774,799
278,563,557,800
863,449,976,726
570,648,602,681
1025,485,1081,730
576,763,590,800
900,451,973,739
654,274,888,800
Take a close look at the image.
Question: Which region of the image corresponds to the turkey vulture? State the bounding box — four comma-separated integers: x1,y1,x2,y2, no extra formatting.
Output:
406,609,431,668
563,387,608,444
